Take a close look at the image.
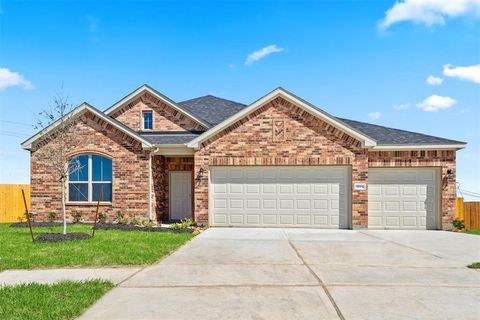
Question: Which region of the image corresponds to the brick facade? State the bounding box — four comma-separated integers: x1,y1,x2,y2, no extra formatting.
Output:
193,97,369,227
29,93,459,229
368,150,456,227
111,92,206,132
30,111,151,222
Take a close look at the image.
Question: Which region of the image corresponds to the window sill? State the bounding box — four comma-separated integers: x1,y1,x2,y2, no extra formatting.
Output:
66,202,112,206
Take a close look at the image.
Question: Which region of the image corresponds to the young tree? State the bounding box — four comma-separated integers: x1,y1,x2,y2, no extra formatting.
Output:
35,93,81,234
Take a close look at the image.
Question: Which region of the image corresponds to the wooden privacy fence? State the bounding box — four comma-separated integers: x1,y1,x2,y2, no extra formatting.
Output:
456,197,480,230
0,184,30,223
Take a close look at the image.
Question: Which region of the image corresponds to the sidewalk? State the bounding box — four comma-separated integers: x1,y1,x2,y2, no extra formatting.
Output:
0,267,141,286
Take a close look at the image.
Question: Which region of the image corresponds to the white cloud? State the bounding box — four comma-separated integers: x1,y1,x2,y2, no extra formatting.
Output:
393,103,411,110
417,94,456,112
379,0,480,29
245,45,284,66
426,75,443,85
0,68,34,90
367,112,381,120
443,64,480,84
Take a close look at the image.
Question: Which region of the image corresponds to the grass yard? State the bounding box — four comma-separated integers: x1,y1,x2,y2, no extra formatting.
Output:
0,280,114,320
0,223,194,271
464,229,480,235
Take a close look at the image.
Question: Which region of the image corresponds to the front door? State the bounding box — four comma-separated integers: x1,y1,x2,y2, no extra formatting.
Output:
169,171,192,220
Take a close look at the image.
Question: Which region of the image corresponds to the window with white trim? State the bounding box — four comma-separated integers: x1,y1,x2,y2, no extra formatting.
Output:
143,111,153,130
68,154,112,202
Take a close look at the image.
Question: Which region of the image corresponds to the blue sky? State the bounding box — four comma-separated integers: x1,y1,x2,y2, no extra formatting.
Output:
0,0,479,199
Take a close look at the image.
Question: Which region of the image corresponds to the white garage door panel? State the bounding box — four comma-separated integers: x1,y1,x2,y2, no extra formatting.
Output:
210,166,350,228
368,168,440,230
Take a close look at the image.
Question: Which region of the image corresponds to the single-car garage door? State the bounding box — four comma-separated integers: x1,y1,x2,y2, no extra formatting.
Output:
368,168,440,230
210,166,351,228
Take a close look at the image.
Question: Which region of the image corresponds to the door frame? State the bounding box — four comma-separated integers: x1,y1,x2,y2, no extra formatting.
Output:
169,171,193,221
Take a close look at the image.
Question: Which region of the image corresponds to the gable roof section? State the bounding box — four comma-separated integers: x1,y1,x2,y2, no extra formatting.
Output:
178,95,247,126
21,103,153,150
187,87,378,148
338,118,466,150
104,84,211,129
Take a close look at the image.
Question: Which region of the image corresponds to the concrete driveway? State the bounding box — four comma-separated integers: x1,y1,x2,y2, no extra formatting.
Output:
81,228,480,320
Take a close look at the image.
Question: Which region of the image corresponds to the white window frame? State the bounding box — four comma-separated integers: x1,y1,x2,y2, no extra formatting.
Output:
67,154,112,203
142,110,153,130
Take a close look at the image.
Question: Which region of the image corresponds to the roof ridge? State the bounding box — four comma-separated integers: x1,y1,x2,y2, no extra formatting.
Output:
178,94,247,106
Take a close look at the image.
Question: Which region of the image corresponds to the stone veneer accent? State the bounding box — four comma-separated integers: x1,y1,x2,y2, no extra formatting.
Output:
368,150,456,228
111,92,206,132
152,156,194,221
194,96,369,228
30,111,151,222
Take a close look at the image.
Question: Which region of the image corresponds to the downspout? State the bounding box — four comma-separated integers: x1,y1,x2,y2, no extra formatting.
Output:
148,147,160,221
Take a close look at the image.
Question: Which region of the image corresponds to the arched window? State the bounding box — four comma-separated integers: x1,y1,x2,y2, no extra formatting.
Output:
68,154,112,202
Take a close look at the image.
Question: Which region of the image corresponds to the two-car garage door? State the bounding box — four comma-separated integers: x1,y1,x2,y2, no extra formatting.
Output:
210,166,350,228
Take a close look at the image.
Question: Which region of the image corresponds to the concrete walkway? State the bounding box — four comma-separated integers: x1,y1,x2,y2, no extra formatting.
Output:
79,228,480,320
0,267,141,286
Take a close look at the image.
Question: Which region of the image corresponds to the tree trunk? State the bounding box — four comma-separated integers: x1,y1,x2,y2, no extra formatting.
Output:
61,177,67,234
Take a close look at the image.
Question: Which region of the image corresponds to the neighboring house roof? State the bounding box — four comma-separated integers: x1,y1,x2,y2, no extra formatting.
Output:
104,84,211,129
21,103,153,150
178,95,247,126
187,87,378,148
139,131,203,145
337,118,466,149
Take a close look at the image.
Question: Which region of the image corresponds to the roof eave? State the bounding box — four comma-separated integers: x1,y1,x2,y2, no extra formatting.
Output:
371,143,467,151
21,103,153,151
104,84,211,129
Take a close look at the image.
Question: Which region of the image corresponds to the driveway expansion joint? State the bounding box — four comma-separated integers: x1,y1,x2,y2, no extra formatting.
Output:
283,230,346,320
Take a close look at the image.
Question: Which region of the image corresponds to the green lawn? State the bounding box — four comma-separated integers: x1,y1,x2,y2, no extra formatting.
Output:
0,280,114,320
464,229,480,235
0,223,194,271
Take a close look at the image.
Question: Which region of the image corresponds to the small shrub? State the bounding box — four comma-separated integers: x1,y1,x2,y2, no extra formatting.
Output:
73,211,82,223
452,218,465,230
141,219,155,228
129,217,142,226
170,218,194,230
467,262,480,269
47,211,57,223
114,212,129,225
98,212,107,224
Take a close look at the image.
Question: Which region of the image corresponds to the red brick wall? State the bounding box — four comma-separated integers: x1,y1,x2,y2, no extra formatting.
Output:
368,150,456,228
152,156,194,221
30,111,151,222
194,96,369,227
110,92,206,132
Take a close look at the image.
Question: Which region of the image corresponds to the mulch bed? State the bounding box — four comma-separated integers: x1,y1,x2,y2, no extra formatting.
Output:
94,223,192,233
34,232,92,243
10,222,192,233
10,222,80,228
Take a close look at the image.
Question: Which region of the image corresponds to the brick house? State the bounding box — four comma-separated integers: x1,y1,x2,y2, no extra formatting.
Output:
21,85,466,230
